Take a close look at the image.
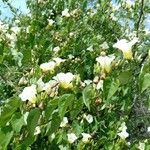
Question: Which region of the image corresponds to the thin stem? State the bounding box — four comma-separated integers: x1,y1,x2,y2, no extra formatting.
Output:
136,0,144,36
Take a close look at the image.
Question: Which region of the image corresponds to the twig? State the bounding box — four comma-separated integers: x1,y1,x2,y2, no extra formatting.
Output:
136,0,144,36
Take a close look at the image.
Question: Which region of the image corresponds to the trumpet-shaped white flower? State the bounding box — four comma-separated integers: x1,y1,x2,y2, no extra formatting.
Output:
113,38,138,60
53,72,75,89
62,8,70,17
67,133,77,143
83,114,93,124
81,133,92,143
117,122,129,140
19,84,37,103
60,117,68,127
40,61,56,72
96,55,115,73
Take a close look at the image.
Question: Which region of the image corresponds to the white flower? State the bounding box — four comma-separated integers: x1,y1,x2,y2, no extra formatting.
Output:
37,78,45,92
19,84,37,103
62,8,70,17
138,142,145,150
96,55,115,73
53,46,60,53
81,133,92,143
68,54,74,59
60,117,68,127
67,133,77,143
83,114,93,124
84,80,92,85
34,126,41,135
147,126,150,132
96,80,103,90
117,122,129,140
48,19,55,26
113,38,138,60
40,61,56,72
42,80,58,94
100,42,109,49
53,72,75,89
53,57,65,66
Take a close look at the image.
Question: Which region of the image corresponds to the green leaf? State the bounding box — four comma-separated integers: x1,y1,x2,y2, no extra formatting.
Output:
45,98,58,121
11,112,25,133
118,70,132,85
58,94,74,118
46,111,61,135
70,97,83,119
82,85,94,110
141,73,150,92
27,108,41,135
22,135,35,149
107,80,120,100
0,98,21,127
0,126,13,150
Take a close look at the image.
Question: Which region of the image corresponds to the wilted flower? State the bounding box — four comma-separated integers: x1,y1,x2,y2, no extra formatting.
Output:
19,84,37,103
62,8,70,17
83,114,93,124
117,122,129,139
67,133,78,143
81,133,92,143
34,126,41,135
96,55,115,73
40,61,56,72
60,117,68,127
113,38,138,60
53,72,75,89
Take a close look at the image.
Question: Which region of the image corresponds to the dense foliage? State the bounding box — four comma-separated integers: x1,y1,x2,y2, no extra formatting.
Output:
0,0,150,149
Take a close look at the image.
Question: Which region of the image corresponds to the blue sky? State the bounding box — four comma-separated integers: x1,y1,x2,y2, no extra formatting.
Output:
0,0,28,19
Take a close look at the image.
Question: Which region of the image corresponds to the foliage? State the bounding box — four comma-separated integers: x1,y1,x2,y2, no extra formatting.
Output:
0,0,150,149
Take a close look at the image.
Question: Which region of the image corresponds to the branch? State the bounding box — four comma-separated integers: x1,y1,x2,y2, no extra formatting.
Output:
136,0,144,36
